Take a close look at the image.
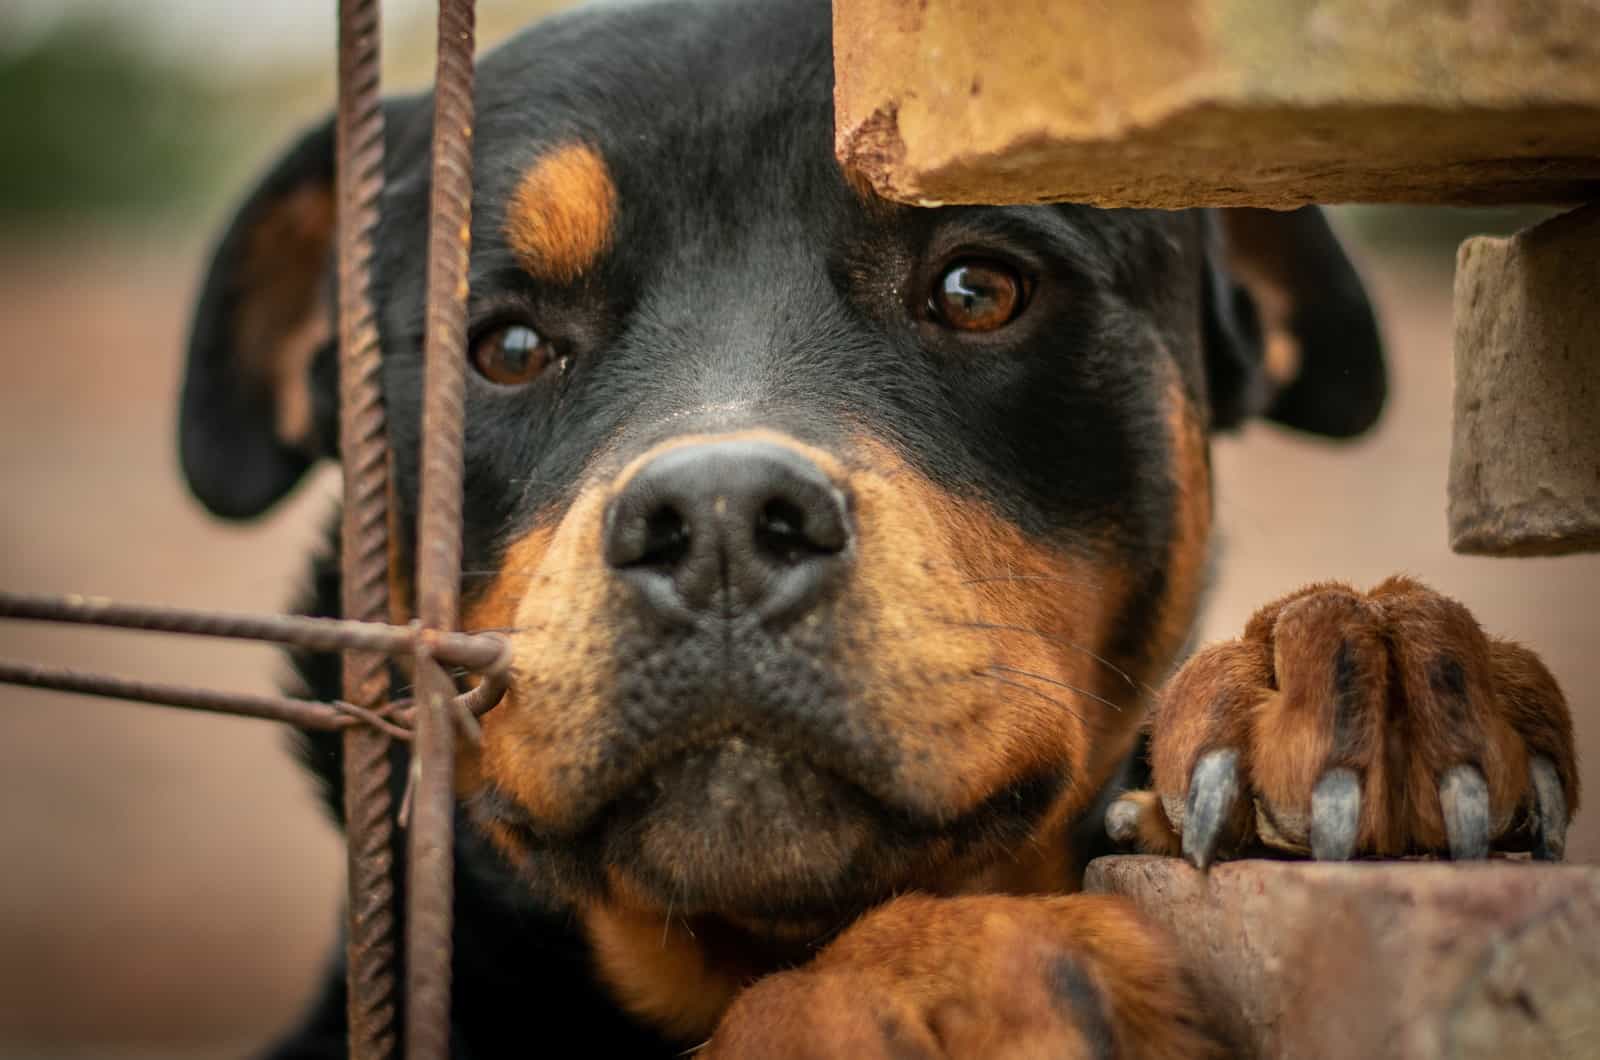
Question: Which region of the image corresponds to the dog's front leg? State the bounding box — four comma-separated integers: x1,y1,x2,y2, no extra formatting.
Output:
701,892,1226,1059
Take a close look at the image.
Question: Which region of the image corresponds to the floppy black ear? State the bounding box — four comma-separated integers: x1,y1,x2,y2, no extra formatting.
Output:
181,116,339,519
1201,206,1387,438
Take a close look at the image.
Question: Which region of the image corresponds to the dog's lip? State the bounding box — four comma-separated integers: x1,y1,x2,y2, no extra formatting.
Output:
615,730,884,820
475,721,911,844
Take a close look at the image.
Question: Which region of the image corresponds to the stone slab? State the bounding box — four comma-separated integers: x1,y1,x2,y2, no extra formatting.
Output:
1449,204,1600,556
1083,855,1600,1059
834,0,1600,208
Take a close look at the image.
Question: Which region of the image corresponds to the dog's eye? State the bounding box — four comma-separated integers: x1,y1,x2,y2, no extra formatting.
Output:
471,323,553,386
929,260,1025,332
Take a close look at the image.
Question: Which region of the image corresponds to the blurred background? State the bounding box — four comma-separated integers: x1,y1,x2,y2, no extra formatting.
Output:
0,1,1595,1056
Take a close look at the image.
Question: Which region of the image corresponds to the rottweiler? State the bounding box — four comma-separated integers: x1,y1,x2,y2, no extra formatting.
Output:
180,0,1579,1055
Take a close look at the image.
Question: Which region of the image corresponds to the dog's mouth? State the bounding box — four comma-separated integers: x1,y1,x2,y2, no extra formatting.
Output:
472,726,1066,919
601,736,884,909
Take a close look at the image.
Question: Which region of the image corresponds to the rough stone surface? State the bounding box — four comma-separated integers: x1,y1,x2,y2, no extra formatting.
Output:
1449,204,1600,556
1083,856,1600,1059
834,0,1600,208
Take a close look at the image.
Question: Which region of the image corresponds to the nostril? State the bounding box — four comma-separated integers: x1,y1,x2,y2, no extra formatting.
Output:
755,494,846,563
755,498,812,564
636,504,690,568
605,440,852,616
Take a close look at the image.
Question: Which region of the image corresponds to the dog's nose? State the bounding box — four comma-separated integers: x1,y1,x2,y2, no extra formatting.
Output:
604,440,851,620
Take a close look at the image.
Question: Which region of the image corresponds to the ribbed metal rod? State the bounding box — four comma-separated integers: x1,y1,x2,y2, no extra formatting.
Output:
0,661,504,735
0,659,412,739
335,0,400,1055
406,0,478,1056
0,592,508,675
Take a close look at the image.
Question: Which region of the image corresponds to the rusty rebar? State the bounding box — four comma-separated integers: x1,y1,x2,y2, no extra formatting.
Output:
0,592,509,675
0,659,411,738
0,659,507,739
406,0,478,1055
335,0,399,1054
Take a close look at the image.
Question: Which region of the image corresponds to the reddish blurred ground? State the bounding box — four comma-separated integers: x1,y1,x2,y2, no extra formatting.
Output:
0,225,1595,1057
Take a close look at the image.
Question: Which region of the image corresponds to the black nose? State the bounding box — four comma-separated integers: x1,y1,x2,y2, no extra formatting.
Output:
604,440,851,621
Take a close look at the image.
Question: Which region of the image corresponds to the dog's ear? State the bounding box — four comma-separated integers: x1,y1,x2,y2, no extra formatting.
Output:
1200,207,1386,438
181,115,341,519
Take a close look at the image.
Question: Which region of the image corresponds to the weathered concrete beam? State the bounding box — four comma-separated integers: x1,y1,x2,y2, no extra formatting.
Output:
1449,204,1600,557
1083,856,1600,1059
833,0,1600,208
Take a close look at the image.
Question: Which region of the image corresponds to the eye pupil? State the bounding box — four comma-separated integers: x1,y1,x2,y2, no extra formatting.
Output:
932,260,1024,331
472,323,551,386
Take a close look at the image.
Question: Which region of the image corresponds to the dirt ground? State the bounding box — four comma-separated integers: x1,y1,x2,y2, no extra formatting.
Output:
1,225,1596,1057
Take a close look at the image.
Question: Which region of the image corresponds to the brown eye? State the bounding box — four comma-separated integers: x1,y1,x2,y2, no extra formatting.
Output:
471,323,552,386
930,260,1025,331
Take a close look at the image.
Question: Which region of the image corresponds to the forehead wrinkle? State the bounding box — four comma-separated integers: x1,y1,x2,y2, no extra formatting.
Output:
505,142,617,284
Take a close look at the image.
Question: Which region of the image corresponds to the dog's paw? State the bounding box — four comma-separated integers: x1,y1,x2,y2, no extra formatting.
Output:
1109,577,1579,868
700,894,1224,1060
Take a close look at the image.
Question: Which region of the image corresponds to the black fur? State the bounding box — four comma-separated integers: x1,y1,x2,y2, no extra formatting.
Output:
182,1,1386,1054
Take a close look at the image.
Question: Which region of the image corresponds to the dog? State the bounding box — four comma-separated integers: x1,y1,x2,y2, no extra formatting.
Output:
179,0,1579,1055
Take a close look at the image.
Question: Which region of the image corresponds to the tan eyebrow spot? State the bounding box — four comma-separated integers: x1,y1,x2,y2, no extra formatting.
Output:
505,143,617,283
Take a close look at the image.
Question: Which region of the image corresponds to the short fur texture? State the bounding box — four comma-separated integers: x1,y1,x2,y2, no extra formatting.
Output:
178,1,1573,1056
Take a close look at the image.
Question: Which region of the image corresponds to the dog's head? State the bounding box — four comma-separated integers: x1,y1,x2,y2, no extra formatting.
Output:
183,0,1381,939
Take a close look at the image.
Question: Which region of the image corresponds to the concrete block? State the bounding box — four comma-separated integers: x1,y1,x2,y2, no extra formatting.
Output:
1084,855,1600,1059
1449,204,1600,556
834,0,1600,208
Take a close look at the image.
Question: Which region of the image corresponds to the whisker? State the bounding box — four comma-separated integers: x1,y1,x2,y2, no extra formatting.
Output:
960,573,1105,590
459,563,609,580
969,671,1085,724
927,617,1144,692
984,664,1127,714
461,624,543,636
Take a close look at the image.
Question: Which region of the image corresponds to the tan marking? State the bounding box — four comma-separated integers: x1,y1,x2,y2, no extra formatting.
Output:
1220,210,1304,388
1367,576,1525,851
707,894,1227,1059
505,143,616,283
466,426,1142,852
384,463,413,628
459,428,1167,1040
1150,577,1573,860
1489,637,1579,816
1147,375,1213,686
237,182,335,447
839,435,1137,824
581,901,765,1042
464,519,612,830
1249,586,1391,850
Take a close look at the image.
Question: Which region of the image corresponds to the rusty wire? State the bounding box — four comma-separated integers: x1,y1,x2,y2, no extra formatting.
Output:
0,656,503,739
335,0,401,1053
406,0,478,1056
0,659,412,738
0,592,508,674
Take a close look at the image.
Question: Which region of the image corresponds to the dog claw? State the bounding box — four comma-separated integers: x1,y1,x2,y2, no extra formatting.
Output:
1182,749,1240,871
1105,797,1141,846
1439,763,1490,860
1310,767,1361,861
1529,755,1568,862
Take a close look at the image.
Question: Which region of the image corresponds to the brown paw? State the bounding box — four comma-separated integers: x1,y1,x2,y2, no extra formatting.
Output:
1109,577,1579,868
701,894,1225,1059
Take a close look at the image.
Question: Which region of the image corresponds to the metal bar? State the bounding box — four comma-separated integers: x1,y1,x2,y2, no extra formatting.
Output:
0,592,508,675
335,0,400,1055
0,661,505,732
407,0,478,1055
0,659,411,737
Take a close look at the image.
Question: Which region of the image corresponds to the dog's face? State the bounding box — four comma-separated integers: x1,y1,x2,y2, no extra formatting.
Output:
182,0,1382,929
